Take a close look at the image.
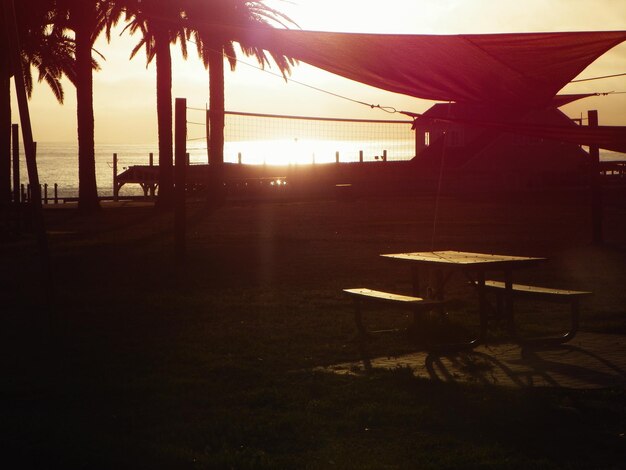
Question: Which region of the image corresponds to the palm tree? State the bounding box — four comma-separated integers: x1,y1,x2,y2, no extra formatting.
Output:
52,0,121,213
186,0,296,197
0,0,76,205
120,0,189,209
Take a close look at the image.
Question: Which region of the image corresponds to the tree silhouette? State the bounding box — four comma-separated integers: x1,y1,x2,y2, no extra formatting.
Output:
53,0,121,213
187,0,296,199
0,0,76,205
121,0,189,209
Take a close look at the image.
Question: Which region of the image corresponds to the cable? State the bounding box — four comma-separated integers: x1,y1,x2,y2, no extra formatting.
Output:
186,39,399,114
229,51,398,113
571,72,626,83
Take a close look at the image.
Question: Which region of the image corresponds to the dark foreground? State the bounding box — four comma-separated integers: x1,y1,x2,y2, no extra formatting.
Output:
3,190,626,468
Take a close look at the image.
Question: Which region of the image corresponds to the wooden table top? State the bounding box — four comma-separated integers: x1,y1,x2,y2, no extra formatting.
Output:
381,250,545,268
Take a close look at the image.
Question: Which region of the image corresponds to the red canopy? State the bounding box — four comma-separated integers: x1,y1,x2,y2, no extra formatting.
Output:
228,28,626,108
194,25,626,151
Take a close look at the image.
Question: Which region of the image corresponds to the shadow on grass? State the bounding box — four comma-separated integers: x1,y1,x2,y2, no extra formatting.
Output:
5,349,626,469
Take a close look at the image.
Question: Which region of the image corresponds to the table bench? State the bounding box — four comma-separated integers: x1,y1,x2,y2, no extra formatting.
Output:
484,280,592,344
343,288,443,338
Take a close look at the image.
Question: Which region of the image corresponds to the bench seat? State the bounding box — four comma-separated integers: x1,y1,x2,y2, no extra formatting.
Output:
483,280,592,344
343,288,439,305
343,288,442,338
484,281,592,299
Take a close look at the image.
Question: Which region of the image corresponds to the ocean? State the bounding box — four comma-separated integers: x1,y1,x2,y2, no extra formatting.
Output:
10,141,625,198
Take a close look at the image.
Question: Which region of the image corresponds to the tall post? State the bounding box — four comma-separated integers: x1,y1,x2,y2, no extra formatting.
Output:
335,151,340,164
2,0,50,279
588,110,603,244
359,150,363,163
11,123,19,202
205,108,210,163
174,98,187,263
149,152,154,166
414,122,426,158
383,150,388,162
0,77,9,204
113,153,118,202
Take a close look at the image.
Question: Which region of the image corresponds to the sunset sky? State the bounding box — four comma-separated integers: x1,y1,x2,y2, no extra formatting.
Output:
15,0,626,144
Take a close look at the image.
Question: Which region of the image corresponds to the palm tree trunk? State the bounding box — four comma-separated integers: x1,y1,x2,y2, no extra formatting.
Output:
0,74,11,204
74,11,99,213
208,42,224,199
155,28,173,209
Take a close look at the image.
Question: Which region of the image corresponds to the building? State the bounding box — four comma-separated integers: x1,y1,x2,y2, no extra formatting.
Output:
411,102,591,189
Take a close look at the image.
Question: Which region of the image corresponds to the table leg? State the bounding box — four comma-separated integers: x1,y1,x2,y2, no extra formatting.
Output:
409,266,424,328
476,271,488,340
411,266,420,297
504,270,515,335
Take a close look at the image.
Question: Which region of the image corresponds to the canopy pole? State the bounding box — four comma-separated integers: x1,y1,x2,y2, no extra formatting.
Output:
174,98,187,264
588,110,603,245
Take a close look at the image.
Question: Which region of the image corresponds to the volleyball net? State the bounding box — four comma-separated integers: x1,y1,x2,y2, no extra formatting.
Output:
187,109,416,165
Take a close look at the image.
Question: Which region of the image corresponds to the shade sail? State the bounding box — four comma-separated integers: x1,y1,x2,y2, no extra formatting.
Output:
224,28,626,108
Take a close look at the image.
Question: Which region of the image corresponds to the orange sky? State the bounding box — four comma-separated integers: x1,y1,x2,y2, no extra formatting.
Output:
15,0,626,144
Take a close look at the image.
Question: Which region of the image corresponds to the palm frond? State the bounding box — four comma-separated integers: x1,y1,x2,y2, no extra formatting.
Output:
42,71,64,103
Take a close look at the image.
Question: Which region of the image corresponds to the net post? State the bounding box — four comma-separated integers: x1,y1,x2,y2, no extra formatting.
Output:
588,110,602,245
11,123,19,203
113,153,118,202
174,98,187,263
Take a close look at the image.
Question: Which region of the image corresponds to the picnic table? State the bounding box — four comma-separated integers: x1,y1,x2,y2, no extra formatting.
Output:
380,251,545,341
345,250,592,350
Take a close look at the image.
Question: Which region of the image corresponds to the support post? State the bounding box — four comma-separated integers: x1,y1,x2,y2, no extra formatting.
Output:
43,183,47,204
383,150,387,162
238,152,242,164
335,151,340,164
359,150,363,163
0,77,9,204
148,152,155,197
11,123,19,203
414,122,426,158
113,153,118,202
54,183,58,204
174,98,187,263
205,108,210,163
588,110,603,245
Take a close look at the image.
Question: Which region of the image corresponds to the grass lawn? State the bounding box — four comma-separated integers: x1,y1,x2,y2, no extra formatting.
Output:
3,192,626,468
